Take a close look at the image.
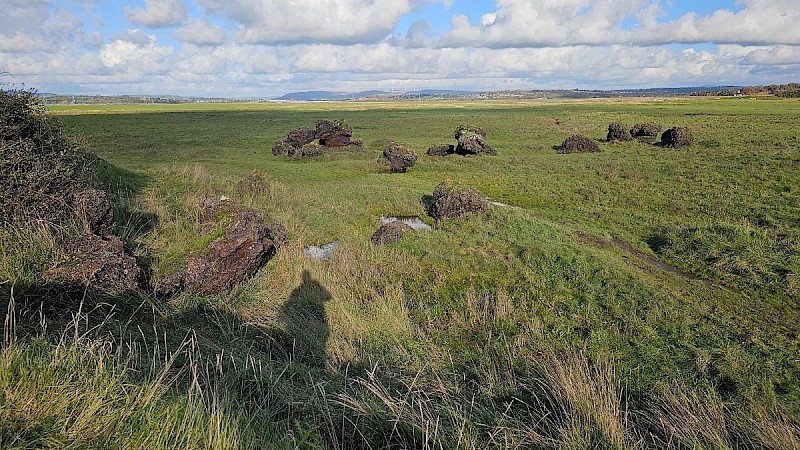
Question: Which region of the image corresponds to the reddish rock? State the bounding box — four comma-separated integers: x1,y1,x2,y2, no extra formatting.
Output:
285,126,316,148
185,208,275,296
56,234,141,292
382,142,418,173
72,189,114,236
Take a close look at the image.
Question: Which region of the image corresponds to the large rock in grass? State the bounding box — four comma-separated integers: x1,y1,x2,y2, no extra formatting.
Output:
606,123,632,142
383,142,418,173
272,140,298,157
371,221,414,245
431,181,488,221
630,123,662,141
54,234,141,292
315,120,352,147
454,126,496,156
660,127,693,148
286,126,316,148
558,135,601,153
427,144,454,156
162,196,285,296
185,207,276,296
72,189,114,236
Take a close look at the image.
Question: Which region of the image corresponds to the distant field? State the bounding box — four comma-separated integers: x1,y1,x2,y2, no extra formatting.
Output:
3,97,798,448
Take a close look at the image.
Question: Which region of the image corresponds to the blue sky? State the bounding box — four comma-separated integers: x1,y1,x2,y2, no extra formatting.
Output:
1,0,798,97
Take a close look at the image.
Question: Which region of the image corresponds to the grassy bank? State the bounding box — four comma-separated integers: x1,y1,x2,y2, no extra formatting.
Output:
2,97,798,448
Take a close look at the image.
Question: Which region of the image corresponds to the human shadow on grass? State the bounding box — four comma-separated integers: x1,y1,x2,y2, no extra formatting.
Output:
1,268,434,448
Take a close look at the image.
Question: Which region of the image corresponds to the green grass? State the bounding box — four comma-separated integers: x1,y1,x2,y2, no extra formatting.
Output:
2,96,799,448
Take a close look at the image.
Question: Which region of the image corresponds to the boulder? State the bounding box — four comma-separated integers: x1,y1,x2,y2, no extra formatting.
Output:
454,125,487,140
383,142,418,173
455,131,497,156
427,144,455,156
185,208,276,296
630,123,662,140
558,135,601,153
315,120,353,147
606,123,632,142
55,234,141,292
371,221,413,245
72,189,114,236
198,195,239,234
660,127,693,148
154,267,186,298
301,143,325,157
431,181,488,221
285,126,316,148
272,140,298,157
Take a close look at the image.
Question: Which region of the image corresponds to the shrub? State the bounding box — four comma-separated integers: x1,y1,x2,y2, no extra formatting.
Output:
0,89,93,222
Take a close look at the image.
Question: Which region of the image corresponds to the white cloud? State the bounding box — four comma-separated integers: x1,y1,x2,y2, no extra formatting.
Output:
198,0,446,44
436,0,800,48
174,19,227,46
125,0,188,28
100,30,174,74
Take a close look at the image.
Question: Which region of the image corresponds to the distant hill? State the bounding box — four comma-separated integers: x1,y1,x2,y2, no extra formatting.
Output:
273,90,388,101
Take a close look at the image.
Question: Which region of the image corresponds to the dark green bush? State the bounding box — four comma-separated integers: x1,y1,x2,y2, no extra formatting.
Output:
0,89,93,222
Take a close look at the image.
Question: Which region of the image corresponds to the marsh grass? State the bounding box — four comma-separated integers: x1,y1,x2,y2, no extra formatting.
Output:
1,97,798,448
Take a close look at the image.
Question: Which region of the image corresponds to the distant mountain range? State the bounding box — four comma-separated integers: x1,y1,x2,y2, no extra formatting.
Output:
273,89,477,101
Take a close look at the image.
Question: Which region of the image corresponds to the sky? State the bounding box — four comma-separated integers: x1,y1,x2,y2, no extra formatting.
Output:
1,0,799,97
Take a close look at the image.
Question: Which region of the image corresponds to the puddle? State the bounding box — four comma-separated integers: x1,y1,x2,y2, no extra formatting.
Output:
487,198,520,209
380,216,432,231
577,232,736,294
304,240,341,260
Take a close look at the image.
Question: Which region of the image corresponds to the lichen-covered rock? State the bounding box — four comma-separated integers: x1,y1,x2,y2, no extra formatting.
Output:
300,143,325,157
383,142,418,173
660,127,693,148
431,181,488,221
185,208,276,296
198,195,239,234
72,189,114,236
630,123,662,140
285,126,316,148
455,128,497,156
557,135,601,153
272,140,298,157
53,233,141,292
606,123,632,142
371,221,414,245
454,125,487,140
427,144,454,156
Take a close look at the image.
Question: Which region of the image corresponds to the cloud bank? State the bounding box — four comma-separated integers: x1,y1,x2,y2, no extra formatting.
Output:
1,0,798,96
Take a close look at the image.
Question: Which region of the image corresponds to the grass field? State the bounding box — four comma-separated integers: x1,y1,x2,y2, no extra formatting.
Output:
2,96,799,448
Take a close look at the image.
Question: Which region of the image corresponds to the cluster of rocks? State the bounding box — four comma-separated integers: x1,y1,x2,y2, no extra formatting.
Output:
156,195,286,297
46,189,142,293
630,123,663,141
559,123,693,154
607,122,693,148
272,120,361,157
427,126,497,157
382,141,418,173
